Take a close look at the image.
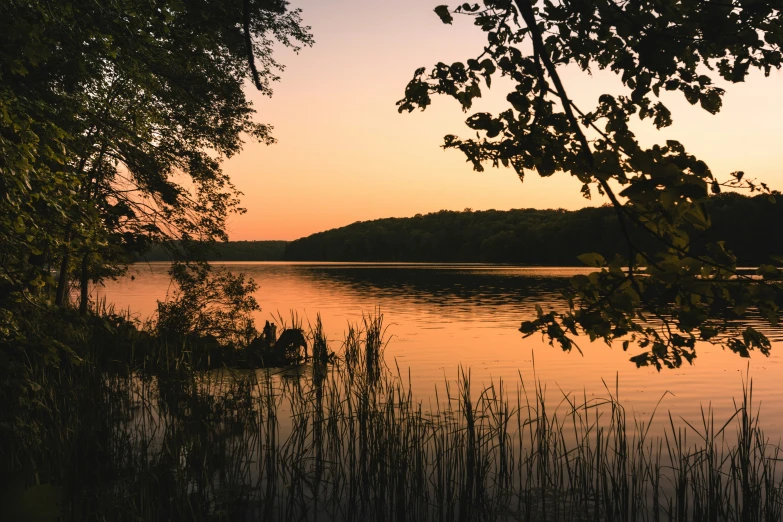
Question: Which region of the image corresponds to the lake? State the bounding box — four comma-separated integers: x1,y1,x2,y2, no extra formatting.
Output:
103,261,783,441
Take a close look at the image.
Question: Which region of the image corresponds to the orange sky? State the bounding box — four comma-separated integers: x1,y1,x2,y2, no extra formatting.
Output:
225,0,783,241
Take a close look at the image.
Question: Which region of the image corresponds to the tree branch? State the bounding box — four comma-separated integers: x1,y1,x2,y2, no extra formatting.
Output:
244,0,264,90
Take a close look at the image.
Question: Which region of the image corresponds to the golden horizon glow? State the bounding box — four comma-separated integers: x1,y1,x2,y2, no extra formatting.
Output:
225,0,783,241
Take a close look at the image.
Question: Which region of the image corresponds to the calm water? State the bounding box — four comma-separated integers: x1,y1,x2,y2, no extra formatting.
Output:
102,262,783,440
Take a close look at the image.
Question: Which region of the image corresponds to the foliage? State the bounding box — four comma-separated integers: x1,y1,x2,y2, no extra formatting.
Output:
3,319,782,520
156,261,260,347
0,0,312,314
400,0,783,369
0,2,311,462
284,193,783,266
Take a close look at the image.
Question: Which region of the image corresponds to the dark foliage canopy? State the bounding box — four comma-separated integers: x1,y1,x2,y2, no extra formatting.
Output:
285,194,783,267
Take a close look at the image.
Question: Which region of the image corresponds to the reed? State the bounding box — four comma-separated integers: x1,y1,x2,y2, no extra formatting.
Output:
2,312,782,521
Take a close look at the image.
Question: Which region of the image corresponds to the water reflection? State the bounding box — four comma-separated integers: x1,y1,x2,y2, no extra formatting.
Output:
103,262,783,441
294,264,570,312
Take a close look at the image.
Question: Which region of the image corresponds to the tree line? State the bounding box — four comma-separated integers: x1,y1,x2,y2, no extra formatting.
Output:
284,193,782,266
139,241,288,262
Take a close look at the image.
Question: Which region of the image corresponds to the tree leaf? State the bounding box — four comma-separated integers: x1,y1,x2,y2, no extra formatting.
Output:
434,5,453,24
577,253,605,267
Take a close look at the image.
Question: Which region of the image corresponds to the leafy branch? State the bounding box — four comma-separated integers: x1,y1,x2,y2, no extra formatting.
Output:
400,0,783,368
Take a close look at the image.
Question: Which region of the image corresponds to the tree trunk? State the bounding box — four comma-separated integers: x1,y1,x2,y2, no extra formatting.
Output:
79,252,90,314
55,248,70,307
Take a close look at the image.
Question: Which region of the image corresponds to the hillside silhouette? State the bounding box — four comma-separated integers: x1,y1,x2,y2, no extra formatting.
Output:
283,193,782,266
140,241,288,262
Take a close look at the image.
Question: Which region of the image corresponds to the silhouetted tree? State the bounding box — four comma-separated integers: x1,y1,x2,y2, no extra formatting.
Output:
400,1,783,368
0,0,311,322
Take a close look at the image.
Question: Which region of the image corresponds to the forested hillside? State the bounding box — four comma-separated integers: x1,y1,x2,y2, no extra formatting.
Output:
284,194,782,265
139,241,288,262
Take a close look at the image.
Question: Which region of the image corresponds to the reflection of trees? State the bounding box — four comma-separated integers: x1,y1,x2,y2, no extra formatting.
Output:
269,265,783,342
290,265,572,314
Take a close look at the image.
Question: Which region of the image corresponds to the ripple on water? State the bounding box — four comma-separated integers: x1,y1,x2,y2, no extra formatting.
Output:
102,262,783,442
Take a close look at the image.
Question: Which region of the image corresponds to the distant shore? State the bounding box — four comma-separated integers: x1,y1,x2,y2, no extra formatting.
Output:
138,193,782,265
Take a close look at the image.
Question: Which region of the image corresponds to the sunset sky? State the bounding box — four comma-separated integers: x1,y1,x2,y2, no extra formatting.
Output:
225,0,783,241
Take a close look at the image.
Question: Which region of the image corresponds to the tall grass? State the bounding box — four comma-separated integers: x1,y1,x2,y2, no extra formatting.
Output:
2,312,782,521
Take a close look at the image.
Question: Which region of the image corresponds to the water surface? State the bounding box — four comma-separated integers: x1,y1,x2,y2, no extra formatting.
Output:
102,262,783,439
